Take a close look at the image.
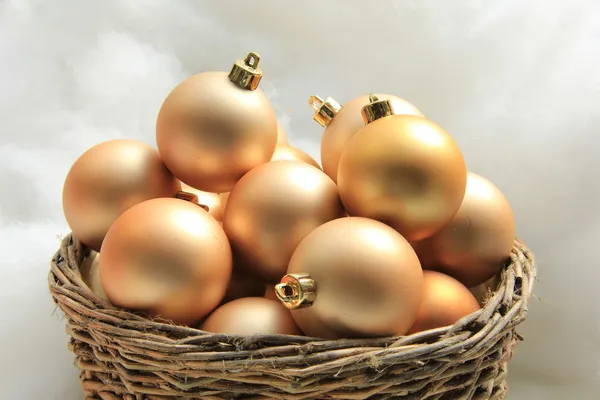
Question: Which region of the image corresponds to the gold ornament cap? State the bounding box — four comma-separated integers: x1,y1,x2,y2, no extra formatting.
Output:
175,190,209,212
309,95,342,127
228,52,263,90
361,94,395,124
275,273,317,310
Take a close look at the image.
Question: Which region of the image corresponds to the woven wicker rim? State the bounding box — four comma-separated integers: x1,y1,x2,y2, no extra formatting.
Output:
49,234,536,400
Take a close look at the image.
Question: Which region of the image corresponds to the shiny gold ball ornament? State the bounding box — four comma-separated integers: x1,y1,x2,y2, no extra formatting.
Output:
156,52,278,193
200,297,302,335
408,271,481,334
309,93,423,183
276,217,423,339
270,145,321,169
180,182,224,221
62,139,181,251
99,194,232,326
223,160,345,283
337,95,467,242
412,172,516,287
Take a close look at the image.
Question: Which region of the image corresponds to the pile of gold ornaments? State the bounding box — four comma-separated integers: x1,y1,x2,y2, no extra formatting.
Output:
64,52,516,339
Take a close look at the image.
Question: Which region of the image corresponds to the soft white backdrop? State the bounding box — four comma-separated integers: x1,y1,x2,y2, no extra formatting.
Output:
0,0,598,399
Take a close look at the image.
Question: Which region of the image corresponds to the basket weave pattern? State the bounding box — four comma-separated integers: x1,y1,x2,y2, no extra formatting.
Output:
49,234,536,400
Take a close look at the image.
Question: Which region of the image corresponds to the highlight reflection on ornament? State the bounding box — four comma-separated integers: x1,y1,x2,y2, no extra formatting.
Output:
156,52,278,193
337,95,467,242
100,195,232,326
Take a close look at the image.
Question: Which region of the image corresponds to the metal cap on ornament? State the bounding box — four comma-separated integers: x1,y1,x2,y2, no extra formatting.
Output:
309,95,342,127
275,273,317,310
361,94,395,124
228,52,263,90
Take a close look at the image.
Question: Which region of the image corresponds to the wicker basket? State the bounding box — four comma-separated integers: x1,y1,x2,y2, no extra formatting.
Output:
49,234,536,400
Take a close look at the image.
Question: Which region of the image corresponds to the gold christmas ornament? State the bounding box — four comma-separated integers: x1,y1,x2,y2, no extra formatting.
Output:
276,123,288,145
223,160,345,283
180,182,224,221
99,195,232,326
277,217,423,339
62,139,181,251
270,145,321,169
156,52,278,193
412,172,516,287
200,297,302,335
309,93,423,183
337,95,467,242
408,271,480,334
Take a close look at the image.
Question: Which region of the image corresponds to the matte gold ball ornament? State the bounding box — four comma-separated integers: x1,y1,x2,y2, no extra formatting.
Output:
156,52,278,193
408,271,481,334
99,193,232,326
200,297,302,335
270,145,321,169
337,95,467,242
309,93,423,183
276,217,423,339
223,160,345,283
62,139,181,251
412,172,516,287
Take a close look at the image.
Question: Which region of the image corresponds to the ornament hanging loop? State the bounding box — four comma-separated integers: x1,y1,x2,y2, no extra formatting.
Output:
229,51,263,90
309,95,324,111
175,191,209,212
361,93,395,124
309,95,342,127
275,273,317,310
244,52,260,69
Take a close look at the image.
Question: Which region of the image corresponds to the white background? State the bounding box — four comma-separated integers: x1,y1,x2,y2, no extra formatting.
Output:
1,0,599,399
